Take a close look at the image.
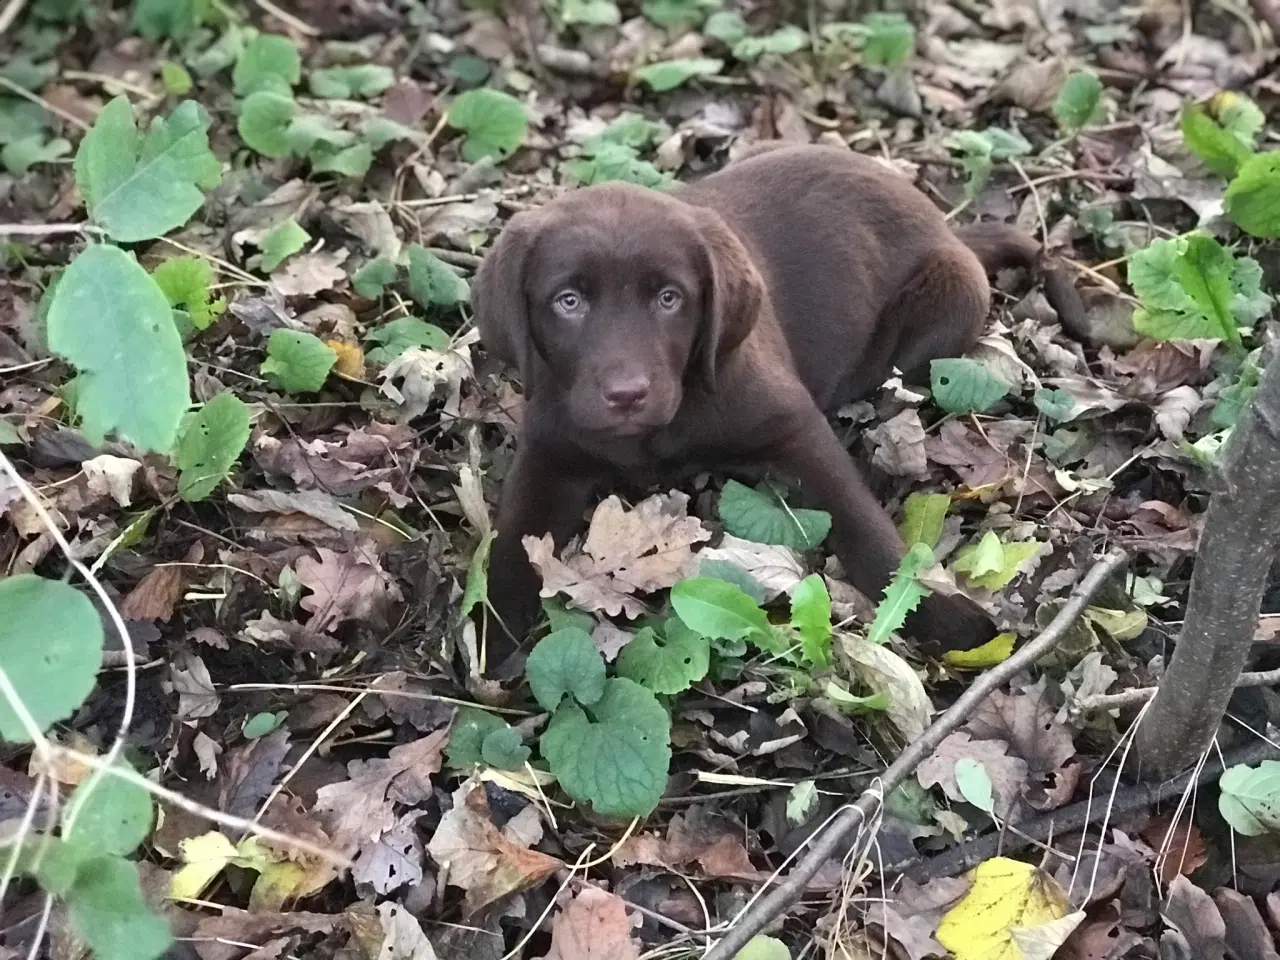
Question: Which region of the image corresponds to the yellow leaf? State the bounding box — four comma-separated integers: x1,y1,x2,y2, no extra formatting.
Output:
326,339,365,379
237,836,335,910
936,857,1073,960
170,831,238,900
1083,606,1148,642
944,631,1016,669
953,536,1041,591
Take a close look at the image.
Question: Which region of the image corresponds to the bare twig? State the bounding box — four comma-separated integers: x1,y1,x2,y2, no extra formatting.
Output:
0,222,101,237
0,0,27,37
700,549,1129,960
1079,664,1280,714
253,0,320,36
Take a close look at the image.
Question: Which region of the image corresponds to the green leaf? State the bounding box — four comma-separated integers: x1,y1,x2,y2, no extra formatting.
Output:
1034,387,1075,422
309,64,396,99
866,543,933,645
259,217,309,272
733,25,809,61
1181,102,1255,178
0,575,103,741
930,357,1010,414
48,244,190,451
789,574,832,668
560,0,621,25
634,58,724,92
525,627,606,711
717,479,831,550
2,134,70,172
75,97,221,242
132,0,206,40
899,492,950,549
0,98,50,143
361,116,421,150
642,0,717,30
447,706,508,769
285,111,354,155
447,88,528,162
1129,235,1250,347
1219,761,1280,835
563,142,668,188
10,835,93,895
734,935,792,960
260,329,337,393
365,317,451,365
407,244,469,307
458,530,494,622
671,577,775,647
541,677,671,817
981,127,1034,159
352,257,398,299
1225,151,1280,238
482,725,531,770
160,61,193,95
859,12,915,69
233,33,301,96
310,141,373,178
152,255,225,330
616,621,710,694
175,392,250,501
62,768,153,856
705,10,747,44
952,531,1040,590
67,856,173,960
954,757,995,814
1053,70,1104,134
243,711,285,738
191,22,248,77
237,91,295,158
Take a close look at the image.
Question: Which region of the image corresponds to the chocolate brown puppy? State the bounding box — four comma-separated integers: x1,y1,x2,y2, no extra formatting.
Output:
474,143,1080,652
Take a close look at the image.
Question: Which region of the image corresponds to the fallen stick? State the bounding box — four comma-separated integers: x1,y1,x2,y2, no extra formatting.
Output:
1078,664,1280,715
700,549,1130,960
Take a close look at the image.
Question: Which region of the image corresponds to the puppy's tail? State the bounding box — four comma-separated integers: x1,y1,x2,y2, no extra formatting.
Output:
952,223,1086,337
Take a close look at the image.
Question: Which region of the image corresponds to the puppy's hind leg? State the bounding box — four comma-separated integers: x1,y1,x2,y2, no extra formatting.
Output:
879,243,992,387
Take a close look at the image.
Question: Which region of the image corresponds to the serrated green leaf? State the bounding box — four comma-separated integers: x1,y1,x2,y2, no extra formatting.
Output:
564,142,668,188
733,25,809,61
1225,151,1280,238
259,217,309,272
616,621,710,694
1220,761,1280,835
447,87,528,162
789,574,832,668
48,244,190,451
75,97,220,242
561,0,621,25
175,392,250,501
352,257,398,299
260,329,337,393
365,317,450,365
1181,102,1254,178
930,357,1010,414
899,492,950,549
1129,235,1247,347
859,12,915,68
541,677,671,817
309,64,395,100
953,531,1040,590
233,33,300,96
446,706,508,769
1054,70,1104,134
482,725,531,770
0,575,103,741
152,255,225,330
237,90,294,158
526,627,606,711
2,134,70,172
867,543,933,645
63,768,153,856
671,577,776,648
67,856,172,960
634,58,723,92
1034,387,1075,422
717,479,830,550
243,711,284,738
407,243,469,307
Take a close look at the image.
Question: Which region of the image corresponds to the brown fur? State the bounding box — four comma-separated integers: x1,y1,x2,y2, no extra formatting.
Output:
474,143,1078,652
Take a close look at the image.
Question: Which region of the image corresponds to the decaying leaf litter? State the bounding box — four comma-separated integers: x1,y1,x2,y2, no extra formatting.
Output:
1,0,1279,958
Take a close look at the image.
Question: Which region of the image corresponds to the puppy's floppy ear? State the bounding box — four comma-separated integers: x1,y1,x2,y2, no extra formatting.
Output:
474,210,540,374
695,208,765,391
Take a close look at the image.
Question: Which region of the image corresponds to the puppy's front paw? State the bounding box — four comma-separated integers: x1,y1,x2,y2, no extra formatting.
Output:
905,591,998,653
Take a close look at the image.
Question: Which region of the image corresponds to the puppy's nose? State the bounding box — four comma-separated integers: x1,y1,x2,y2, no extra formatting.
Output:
603,377,650,413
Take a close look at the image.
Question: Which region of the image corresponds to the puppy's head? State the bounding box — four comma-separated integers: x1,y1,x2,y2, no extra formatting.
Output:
475,182,764,437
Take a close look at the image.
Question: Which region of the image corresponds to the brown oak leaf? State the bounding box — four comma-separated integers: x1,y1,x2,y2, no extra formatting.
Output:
296,545,403,632
539,887,641,960
967,679,1079,811
917,731,1029,821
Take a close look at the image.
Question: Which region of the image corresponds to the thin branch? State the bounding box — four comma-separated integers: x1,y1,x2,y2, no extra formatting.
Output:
253,0,320,36
1079,664,1280,715
700,549,1129,960
0,222,101,237
0,0,26,37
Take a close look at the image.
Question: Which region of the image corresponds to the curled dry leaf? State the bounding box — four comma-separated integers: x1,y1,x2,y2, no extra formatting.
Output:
967,681,1078,812
296,545,404,633
839,633,933,742
81,453,142,506
696,533,806,602
379,338,476,422
525,492,711,618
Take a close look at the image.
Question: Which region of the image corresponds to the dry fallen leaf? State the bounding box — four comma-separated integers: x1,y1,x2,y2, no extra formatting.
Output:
539,887,641,960
81,453,141,506
525,492,711,618
967,681,1078,811
917,732,1028,821
270,250,348,297
296,545,404,633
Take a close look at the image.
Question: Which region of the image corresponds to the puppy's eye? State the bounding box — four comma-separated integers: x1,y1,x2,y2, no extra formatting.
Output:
553,290,583,314
657,287,683,311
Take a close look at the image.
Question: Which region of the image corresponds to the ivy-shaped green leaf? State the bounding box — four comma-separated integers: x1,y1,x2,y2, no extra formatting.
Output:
233,33,301,96
309,64,395,99
259,217,309,272
447,88,528,162
152,255,225,331
260,329,337,393
1054,70,1104,134
407,244,469,307
634,58,723,92
616,621,710,694
365,317,450,365
237,91,294,158
525,627,606,711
